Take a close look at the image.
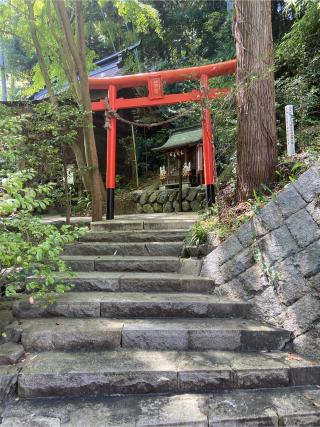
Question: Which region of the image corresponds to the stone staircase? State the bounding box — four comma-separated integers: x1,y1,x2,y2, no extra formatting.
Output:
2,216,320,426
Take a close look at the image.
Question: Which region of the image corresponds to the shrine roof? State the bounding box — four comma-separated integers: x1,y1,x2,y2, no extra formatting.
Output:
29,41,140,101
153,126,202,153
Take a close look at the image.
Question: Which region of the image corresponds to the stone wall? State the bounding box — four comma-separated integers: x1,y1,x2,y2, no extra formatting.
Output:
132,186,206,213
201,163,320,357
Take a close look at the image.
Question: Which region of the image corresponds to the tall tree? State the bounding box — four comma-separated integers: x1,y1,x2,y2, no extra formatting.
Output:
53,0,103,221
0,38,7,101
234,0,277,201
24,0,103,220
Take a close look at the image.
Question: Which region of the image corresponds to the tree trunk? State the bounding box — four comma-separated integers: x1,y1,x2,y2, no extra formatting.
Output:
0,38,7,102
234,0,277,201
62,149,71,225
53,0,103,221
71,131,91,192
26,0,57,104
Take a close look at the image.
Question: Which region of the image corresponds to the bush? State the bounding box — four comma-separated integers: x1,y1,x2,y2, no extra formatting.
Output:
0,170,86,301
185,217,216,246
185,204,251,247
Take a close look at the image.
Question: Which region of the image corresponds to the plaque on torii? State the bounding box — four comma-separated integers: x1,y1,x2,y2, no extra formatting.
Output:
89,59,236,219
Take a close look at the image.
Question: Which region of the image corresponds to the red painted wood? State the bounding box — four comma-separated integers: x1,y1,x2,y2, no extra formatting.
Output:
91,88,231,112
89,59,236,90
91,100,106,112
200,74,215,186
148,75,163,99
106,85,117,189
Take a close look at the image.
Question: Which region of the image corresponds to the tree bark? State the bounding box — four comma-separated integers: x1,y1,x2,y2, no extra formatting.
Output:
53,0,103,221
46,1,81,100
0,38,7,102
234,0,277,201
71,133,91,192
26,0,57,105
62,149,71,225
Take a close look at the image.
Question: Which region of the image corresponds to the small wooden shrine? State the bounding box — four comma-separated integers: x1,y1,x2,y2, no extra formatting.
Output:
153,126,204,188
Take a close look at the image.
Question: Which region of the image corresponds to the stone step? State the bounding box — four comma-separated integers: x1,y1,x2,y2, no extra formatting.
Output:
91,219,195,232
56,272,214,293
81,229,187,243
9,318,291,352
12,292,248,319
0,343,24,365
16,350,320,398
4,386,320,426
120,318,291,351
64,242,183,256
12,318,123,352
61,255,181,272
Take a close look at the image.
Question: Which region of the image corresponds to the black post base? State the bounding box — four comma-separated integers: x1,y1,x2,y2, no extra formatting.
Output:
106,188,115,220
206,184,215,207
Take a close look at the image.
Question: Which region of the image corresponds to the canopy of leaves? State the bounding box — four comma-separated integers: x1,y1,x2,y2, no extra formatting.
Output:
276,0,320,155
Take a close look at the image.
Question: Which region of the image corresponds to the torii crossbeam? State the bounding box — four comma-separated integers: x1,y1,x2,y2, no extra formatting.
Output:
89,59,236,219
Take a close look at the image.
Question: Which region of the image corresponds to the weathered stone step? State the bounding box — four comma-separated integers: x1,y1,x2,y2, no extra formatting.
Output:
81,229,187,243
17,350,320,398
12,318,123,352
12,292,248,319
9,318,291,352
56,272,214,293
64,242,183,256
91,219,195,232
61,255,181,272
0,343,24,365
120,318,291,351
5,386,320,426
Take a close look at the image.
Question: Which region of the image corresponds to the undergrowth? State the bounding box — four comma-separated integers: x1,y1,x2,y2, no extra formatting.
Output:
185,155,312,247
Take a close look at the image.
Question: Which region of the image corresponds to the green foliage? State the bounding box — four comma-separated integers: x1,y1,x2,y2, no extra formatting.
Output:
0,170,53,216
248,184,274,215
115,0,162,37
0,0,162,99
0,0,97,98
0,100,85,210
185,203,250,246
276,1,320,154
185,218,216,246
140,1,234,66
0,170,86,300
276,158,308,184
71,190,92,216
0,104,26,169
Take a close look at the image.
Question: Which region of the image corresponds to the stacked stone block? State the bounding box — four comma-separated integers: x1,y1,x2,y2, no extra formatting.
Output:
132,186,206,213
201,162,320,357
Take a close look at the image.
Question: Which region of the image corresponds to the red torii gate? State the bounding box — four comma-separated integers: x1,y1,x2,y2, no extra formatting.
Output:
89,59,236,219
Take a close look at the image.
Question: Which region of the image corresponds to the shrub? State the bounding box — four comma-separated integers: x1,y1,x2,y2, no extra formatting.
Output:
0,170,86,301
185,218,216,246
